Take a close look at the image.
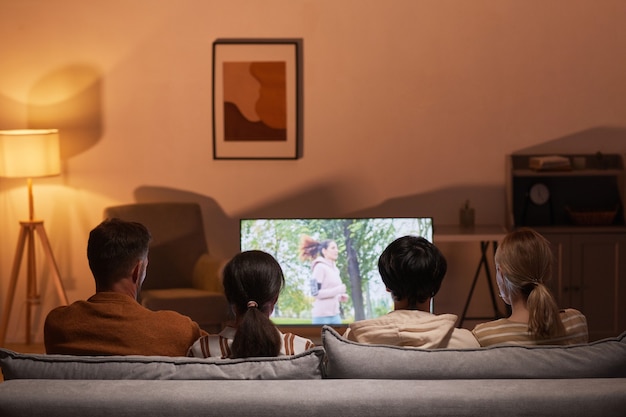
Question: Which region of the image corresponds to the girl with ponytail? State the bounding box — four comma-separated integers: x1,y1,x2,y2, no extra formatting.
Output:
472,228,588,346
187,250,314,358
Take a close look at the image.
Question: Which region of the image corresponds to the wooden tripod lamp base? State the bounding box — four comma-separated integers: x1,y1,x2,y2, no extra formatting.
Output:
0,220,68,346
0,129,66,346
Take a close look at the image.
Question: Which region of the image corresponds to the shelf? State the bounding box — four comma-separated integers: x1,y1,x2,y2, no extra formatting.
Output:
512,169,623,177
530,225,626,234
510,153,624,171
507,153,625,228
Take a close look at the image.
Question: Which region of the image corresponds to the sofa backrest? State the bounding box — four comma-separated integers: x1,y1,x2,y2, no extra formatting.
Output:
0,347,326,380
4,330,626,381
322,326,626,379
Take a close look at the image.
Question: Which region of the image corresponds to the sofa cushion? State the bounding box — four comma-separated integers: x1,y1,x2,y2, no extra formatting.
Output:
322,326,626,379
0,346,325,380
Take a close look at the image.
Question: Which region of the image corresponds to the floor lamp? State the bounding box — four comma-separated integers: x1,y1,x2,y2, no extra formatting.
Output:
0,129,68,346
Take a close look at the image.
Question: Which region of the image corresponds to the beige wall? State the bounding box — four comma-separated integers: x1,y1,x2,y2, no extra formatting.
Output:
1,0,625,343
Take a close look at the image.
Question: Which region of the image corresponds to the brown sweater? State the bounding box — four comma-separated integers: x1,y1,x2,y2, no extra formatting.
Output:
44,292,207,356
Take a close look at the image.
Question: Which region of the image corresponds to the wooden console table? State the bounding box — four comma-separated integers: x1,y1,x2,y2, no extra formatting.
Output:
434,225,508,326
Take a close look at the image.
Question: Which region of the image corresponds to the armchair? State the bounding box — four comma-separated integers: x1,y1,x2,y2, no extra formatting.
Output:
103,202,231,333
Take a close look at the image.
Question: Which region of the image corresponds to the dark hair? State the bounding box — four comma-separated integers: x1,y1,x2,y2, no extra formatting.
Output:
87,218,152,290
299,235,335,260
377,236,447,308
222,250,285,358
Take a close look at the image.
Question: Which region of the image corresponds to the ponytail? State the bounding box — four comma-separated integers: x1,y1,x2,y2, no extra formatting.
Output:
526,283,565,339
299,235,321,260
299,235,335,261
230,302,281,358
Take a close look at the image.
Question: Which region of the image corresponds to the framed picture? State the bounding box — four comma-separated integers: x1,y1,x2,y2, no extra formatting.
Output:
212,38,303,159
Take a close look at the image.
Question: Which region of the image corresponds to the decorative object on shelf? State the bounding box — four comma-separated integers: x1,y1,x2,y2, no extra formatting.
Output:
529,155,571,171
529,182,551,206
565,205,619,226
0,129,68,346
459,200,475,229
212,38,303,160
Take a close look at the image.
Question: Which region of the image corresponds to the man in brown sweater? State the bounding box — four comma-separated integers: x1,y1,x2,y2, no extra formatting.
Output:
44,218,207,356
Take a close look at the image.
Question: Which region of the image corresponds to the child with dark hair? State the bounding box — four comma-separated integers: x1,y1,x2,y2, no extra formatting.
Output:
188,250,314,358
344,235,479,348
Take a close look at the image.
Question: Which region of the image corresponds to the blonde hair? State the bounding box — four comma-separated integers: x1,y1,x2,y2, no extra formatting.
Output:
495,228,565,339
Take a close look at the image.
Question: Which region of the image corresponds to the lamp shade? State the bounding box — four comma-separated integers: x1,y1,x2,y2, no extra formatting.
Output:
0,129,61,178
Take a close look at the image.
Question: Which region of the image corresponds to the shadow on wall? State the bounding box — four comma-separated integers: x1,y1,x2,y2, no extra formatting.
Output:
132,183,506,259
349,185,506,228
134,186,236,259
27,63,103,160
514,126,626,154
134,182,344,259
129,126,626,258
339,128,626,229
0,64,103,197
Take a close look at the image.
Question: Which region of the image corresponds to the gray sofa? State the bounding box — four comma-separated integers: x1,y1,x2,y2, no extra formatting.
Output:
1,326,625,417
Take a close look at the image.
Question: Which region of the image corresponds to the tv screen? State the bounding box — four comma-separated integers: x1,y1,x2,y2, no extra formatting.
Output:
240,217,433,326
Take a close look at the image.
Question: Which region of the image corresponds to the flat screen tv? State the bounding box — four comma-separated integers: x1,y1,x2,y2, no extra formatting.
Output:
239,217,433,336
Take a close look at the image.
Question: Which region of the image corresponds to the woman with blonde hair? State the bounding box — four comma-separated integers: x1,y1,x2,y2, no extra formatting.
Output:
472,228,588,346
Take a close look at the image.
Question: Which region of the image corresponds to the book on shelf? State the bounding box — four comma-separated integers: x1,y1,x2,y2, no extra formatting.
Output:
529,155,572,171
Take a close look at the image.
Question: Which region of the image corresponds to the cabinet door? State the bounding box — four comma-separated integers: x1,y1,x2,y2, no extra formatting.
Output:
571,233,626,341
542,233,571,307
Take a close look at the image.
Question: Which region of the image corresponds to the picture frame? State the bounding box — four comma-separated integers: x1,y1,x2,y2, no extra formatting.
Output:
212,38,303,160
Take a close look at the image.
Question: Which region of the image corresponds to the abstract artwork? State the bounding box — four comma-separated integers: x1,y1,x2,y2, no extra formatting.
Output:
213,39,302,159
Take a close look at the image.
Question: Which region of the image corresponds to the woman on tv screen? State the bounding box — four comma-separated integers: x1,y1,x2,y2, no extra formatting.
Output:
299,236,349,325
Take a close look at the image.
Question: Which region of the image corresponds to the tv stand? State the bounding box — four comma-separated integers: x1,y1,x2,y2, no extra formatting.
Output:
434,225,507,327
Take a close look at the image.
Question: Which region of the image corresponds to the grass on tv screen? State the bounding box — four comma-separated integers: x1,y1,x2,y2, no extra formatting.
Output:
240,217,433,325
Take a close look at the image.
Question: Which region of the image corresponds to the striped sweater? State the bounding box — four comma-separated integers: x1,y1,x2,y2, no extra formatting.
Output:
187,326,315,358
472,308,588,346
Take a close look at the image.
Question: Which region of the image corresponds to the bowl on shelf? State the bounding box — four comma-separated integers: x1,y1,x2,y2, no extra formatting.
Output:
565,206,619,226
